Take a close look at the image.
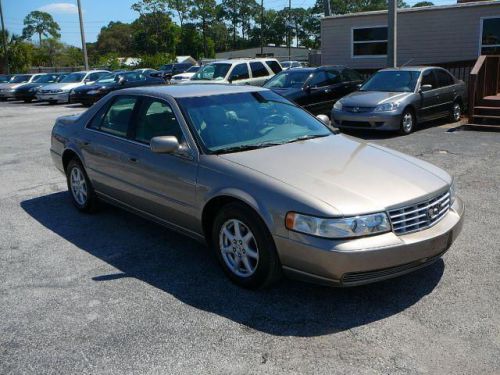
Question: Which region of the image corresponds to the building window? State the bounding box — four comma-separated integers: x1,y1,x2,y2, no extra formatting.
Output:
481,17,500,55
352,26,387,57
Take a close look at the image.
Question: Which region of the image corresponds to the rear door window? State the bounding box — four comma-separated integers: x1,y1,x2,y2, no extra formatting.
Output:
250,62,269,78
435,69,454,87
265,60,282,74
229,63,250,81
307,71,328,87
96,96,138,137
325,69,342,84
342,69,363,82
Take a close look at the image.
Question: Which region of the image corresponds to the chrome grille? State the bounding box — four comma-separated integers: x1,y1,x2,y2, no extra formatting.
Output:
388,190,450,235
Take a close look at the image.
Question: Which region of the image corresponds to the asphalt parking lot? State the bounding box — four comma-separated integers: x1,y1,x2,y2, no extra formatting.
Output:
1,100,499,375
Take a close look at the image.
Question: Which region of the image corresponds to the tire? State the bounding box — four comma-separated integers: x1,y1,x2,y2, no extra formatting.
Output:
211,202,282,289
0,98,7,102
399,108,415,135
48,100,57,105
66,158,98,213
449,101,462,123
23,99,32,103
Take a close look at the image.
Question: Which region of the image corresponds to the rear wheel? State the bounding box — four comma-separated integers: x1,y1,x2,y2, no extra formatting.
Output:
211,202,281,289
399,108,415,135
66,159,98,212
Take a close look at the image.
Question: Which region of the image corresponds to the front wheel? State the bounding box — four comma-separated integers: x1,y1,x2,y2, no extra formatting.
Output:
399,109,415,135
66,159,98,212
449,101,462,122
212,203,282,289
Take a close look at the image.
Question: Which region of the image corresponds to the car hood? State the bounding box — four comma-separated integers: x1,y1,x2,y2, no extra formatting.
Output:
43,82,84,91
340,91,412,107
17,83,45,91
173,73,195,79
269,87,304,100
74,83,113,93
0,82,28,90
219,135,450,216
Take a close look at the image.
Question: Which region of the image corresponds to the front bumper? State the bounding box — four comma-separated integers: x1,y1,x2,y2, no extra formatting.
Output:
0,91,16,99
70,92,103,105
332,109,402,131
36,92,70,103
275,196,464,286
15,92,36,101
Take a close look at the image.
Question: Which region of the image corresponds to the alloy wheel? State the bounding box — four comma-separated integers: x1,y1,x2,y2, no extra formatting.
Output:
452,103,461,122
70,166,88,206
402,112,413,133
219,219,259,278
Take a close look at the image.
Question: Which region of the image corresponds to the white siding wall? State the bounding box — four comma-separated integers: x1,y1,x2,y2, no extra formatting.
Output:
321,2,500,68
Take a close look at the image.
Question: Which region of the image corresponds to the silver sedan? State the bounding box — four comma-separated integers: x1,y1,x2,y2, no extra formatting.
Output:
50,84,464,288
332,67,466,135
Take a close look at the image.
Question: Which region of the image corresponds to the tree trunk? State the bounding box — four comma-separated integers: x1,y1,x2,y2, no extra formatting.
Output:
38,33,42,47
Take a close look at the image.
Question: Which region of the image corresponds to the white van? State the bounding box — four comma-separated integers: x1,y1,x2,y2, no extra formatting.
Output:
186,59,282,86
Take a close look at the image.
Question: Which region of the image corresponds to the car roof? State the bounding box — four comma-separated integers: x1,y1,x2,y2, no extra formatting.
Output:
208,58,278,64
120,84,268,99
380,66,444,72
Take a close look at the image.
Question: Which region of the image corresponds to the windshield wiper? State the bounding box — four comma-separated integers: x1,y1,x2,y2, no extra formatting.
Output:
213,142,283,154
284,134,330,144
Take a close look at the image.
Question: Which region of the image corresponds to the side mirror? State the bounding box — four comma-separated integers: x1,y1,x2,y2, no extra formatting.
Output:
316,114,331,126
228,76,234,84
118,76,126,85
356,83,362,90
150,136,179,154
420,84,433,92
84,78,90,84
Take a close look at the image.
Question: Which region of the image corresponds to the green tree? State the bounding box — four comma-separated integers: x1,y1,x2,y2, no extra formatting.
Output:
132,13,179,55
190,0,217,58
0,32,34,73
95,22,134,55
22,11,61,46
131,0,173,53
412,1,434,7
167,0,192,55
221,0,241,49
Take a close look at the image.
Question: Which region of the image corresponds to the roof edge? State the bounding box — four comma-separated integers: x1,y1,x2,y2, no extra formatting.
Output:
322,0,500,20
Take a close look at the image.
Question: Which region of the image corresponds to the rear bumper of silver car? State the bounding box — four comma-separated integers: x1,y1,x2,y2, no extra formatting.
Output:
331,109,402,131
275,196,464,287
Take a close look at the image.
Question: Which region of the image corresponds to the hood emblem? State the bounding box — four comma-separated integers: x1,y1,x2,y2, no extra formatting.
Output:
428,205,440,220
352,107,360,113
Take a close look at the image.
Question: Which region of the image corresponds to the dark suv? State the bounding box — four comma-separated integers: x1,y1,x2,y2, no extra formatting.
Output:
158,63,194,81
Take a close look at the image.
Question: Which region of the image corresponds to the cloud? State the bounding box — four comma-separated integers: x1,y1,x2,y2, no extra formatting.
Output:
38,3,79,15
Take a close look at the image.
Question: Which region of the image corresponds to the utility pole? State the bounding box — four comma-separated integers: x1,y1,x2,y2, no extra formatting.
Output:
387,0,397,68
77,0,89,70
260,0,264,55
288,0,291,61
0,0,9,74
323,0,331,17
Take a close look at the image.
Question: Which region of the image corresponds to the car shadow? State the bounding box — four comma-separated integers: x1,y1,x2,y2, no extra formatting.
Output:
21,192,444,337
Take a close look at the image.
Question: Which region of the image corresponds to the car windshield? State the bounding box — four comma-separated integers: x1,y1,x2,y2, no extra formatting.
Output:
264,70,312,89
361,70,420,92
61,73,86,83
160,64,173,71
177,91,332,154
191,63,231,81
32,75,56,83
186,66,200,73
96,74,117,83
10,75,31,83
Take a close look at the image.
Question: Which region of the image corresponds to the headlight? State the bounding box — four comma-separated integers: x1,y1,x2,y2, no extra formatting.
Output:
449,179,456,204
333,101,343,111
285,212,390,239
374,102,400,112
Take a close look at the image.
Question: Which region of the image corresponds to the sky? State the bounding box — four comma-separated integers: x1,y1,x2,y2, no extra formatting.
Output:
3,0,458,47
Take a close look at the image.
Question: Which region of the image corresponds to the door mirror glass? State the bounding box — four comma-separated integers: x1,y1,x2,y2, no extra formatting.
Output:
118,76,126,85
420,84,433,92
150,136,179,154
316,114,331,126
356,83,363,90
